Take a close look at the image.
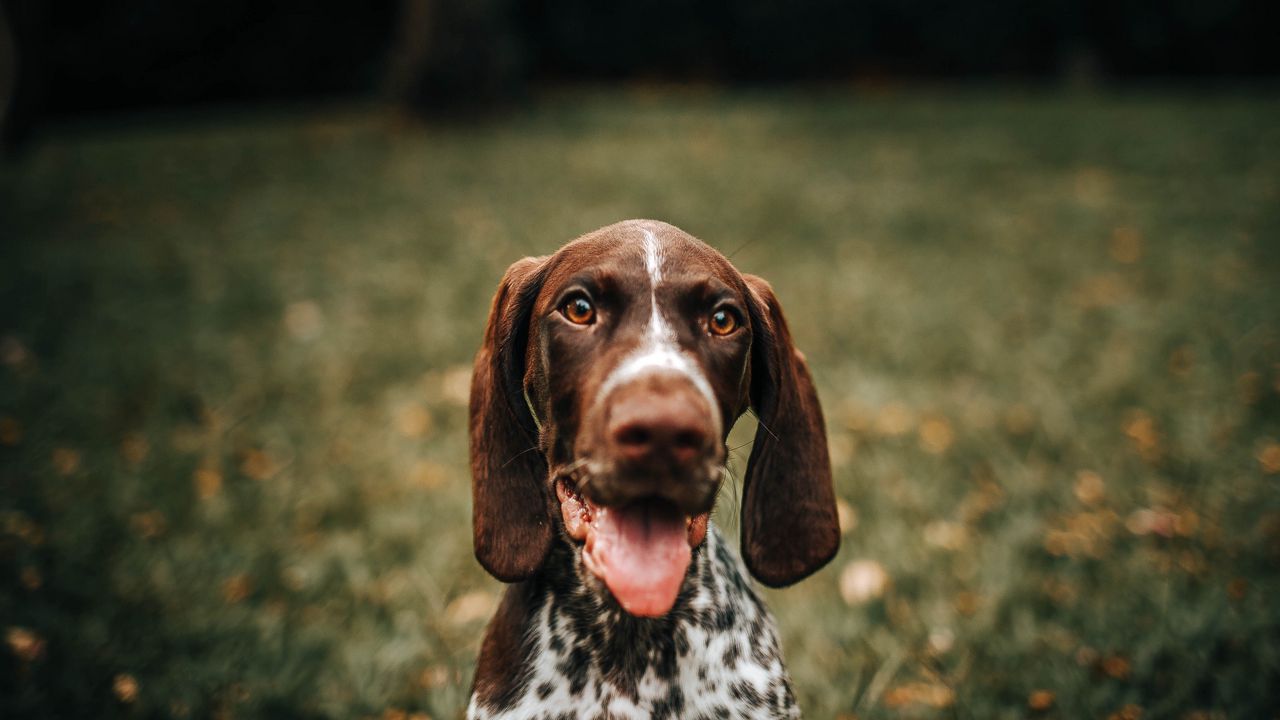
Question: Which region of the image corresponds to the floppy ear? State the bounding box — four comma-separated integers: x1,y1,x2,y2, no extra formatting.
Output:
470,256,553,582
740,274,840,587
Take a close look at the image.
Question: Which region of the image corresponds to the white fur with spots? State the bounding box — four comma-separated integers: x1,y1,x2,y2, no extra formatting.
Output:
466,526,799,720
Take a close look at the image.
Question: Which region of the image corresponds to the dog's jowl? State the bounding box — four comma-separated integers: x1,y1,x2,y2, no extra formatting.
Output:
467,219,839,719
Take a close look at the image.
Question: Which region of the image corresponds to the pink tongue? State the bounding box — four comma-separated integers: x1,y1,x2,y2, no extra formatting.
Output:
585,501,691,617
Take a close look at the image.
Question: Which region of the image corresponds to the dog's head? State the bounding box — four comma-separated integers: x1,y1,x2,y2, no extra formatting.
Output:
469,220,838,616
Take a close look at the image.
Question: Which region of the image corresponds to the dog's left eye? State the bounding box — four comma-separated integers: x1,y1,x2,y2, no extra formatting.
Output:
562,296,596,325
709,308,739,336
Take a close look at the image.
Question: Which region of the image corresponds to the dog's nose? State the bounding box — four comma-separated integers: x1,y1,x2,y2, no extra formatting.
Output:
607,384,714,470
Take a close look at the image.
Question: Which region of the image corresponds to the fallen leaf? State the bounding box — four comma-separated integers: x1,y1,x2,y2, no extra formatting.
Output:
1110,226,1143,263
284,300,324,340
923,520,968,551
441,365,472,406
113,674,139,703
240,449,276,481
874,402,914,437
194,468,223,500
409,460,447,490
882,682,954,708
1074,470,1105,505
1028,689,1055,711
51,447,81,476
6,627,44,662
120,433,149,465
0,417,21,446
918,415,954,454
446,590,496,626
1101,654,1131,679
835,498,858,535
396,404,434,438
222,574,253,604
1108,704,1142,720
839,560,889,605
1256,441,1280,474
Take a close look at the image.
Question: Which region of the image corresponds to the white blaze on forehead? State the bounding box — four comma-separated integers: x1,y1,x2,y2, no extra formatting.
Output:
643,228,665,284
596,228,719,426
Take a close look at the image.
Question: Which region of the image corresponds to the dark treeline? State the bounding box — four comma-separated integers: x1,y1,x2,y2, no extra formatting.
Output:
3,0,1277,120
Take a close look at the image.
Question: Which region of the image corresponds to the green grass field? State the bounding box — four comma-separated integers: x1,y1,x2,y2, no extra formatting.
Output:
2,89,1279,719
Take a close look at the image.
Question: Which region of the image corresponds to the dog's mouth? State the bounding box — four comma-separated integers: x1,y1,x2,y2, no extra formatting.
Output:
555,478,709,617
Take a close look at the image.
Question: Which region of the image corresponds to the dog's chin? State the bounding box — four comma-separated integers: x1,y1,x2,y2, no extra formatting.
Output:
555,477,710,618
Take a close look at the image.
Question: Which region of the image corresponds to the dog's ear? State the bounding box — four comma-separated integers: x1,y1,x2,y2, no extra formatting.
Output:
740,274,840,587
470,256,552,582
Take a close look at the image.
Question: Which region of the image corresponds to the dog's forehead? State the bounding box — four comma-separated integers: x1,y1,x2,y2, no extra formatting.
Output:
540,220,742,297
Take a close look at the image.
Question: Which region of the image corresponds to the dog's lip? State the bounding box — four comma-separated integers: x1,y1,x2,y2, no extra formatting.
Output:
554,477,709,547
555,476,710,617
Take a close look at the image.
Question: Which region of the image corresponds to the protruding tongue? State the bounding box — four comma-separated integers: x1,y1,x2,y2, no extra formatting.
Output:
583,499,691,617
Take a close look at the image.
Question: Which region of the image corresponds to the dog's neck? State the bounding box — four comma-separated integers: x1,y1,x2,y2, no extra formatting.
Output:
469,524,799,719
527,520,788,691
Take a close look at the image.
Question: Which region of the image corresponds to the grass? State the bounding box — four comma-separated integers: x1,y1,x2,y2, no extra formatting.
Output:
1,88,1279,719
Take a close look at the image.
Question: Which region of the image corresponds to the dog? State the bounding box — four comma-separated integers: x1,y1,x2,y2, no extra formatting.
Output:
467,219,839,719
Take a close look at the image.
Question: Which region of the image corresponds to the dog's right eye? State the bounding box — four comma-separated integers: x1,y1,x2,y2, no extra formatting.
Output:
709,308,740,336
562,296,595,325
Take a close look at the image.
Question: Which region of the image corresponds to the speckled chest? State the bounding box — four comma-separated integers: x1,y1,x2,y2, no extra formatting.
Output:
467,527,800,720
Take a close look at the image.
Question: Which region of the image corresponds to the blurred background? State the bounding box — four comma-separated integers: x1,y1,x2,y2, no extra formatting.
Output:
1,2,1278,718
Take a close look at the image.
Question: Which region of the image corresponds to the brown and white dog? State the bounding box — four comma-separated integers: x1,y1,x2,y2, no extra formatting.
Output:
467,220,839,719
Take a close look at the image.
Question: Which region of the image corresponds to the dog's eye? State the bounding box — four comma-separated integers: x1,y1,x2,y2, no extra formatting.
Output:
562,296,595,325
709,308,739,336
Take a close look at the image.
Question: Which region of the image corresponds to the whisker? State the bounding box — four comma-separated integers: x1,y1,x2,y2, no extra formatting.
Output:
719,464,742,521
550,457,594,493
721,464,739,488
575,462,604,492
748,408,780,441
553,457,589,478
725,237,758,260
501,446,540,468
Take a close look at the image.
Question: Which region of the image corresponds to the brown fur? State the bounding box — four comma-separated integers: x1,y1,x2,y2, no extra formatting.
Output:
740,275,840,586
470,580,539,706
469,256,553,581
467,221,839,711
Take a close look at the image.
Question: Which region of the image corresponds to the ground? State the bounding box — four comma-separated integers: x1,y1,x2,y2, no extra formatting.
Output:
1,88,1279,718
